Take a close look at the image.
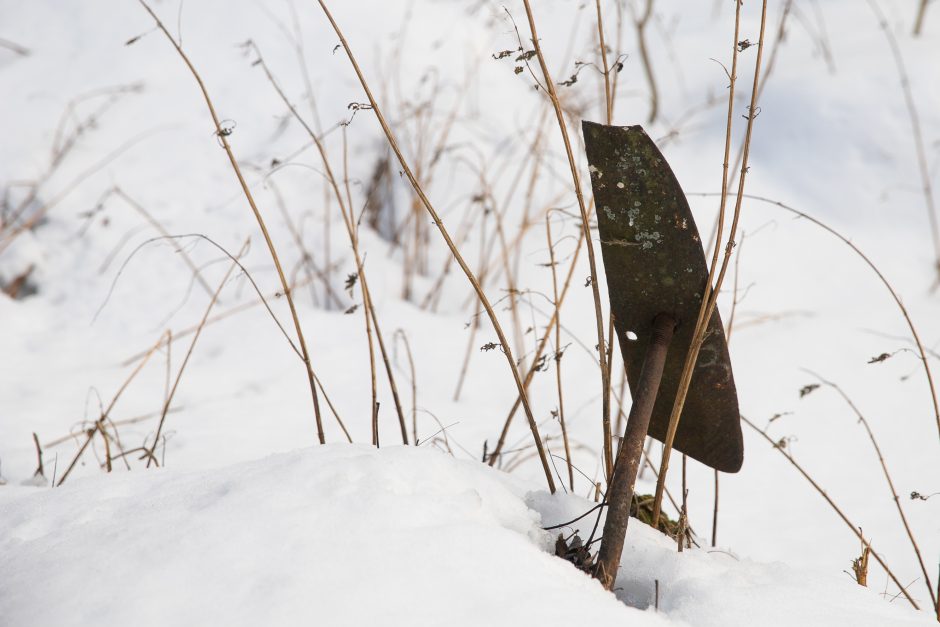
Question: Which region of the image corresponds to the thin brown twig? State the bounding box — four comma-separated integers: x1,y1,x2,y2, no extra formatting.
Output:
595,0,613,124
653,0,766,525
318,0,554,491
0,128,165,255
57,332,167,485
803,369,936,610
252,43,408,444
713,230,746,546
339,126,380,446
453,211,490,402
486,222,586,466
146,240,248,466
690,191,940,444
725,230,746,344
547,215,574,491
138,0,325,442
631,0,658,124
520,0,612,482
110,187,215,298
31,433,44,478
867,0,940,286
394,329,419,445
913,0,931,35
742,415,919,609
726,0,794,191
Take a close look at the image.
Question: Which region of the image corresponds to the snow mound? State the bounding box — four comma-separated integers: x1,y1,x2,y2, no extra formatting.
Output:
0,446,930,626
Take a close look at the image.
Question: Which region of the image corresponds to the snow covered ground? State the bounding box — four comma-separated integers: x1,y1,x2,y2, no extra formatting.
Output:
1,0,938,624
0,445,931,626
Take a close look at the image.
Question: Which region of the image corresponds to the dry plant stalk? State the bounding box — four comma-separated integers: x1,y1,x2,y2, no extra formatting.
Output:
393,330,419,444
487,223,587,466
138,0,325,442
0,129,161,256
267,179,343,309
121,273,317,366
453,213,490,402
317,0,555,493
742,415,918,609
31,433,44,478
867,0,940,286
913,0,931,36
805,370,936,611
631,0,658,124
520,0,614,481
701,192,940,443
546,215,574,491
725,0,794,191
338,125,382,445
652,0,767,525
109,187,215,298
57,331,169,485
146,240,249,465
711,467,720,547
595,0,614,124
713,232,746,545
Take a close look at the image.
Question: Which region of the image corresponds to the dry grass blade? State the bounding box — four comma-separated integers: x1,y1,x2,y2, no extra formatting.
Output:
138,0,325,442
393,329,419,444
546,214,574,491
146,239,248,466
486,224,586,466
110,187,215,298
317,0,555,493
252,43,410,445
519,0,613,481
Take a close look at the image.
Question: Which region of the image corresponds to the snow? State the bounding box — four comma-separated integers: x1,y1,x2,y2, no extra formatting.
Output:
2,0,939,624
0,446,644,626
1,445,930,626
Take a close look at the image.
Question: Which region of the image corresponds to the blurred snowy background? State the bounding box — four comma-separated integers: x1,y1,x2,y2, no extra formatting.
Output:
1,0,938,624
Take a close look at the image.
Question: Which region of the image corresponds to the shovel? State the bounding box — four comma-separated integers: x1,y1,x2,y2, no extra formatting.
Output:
581,122,743,589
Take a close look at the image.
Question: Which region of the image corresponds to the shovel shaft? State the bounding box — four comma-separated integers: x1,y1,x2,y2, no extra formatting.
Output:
595,312,676,590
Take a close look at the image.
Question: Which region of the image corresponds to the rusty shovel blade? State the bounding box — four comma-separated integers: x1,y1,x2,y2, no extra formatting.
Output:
582,121,743,473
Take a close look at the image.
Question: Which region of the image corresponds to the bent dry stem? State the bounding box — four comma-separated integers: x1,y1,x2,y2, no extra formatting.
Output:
138,0,325,442
317,0,555,492
652,0,768,525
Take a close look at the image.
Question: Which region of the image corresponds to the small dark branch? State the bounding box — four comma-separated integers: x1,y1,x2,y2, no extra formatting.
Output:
543,502,607,531
32,433,44,477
